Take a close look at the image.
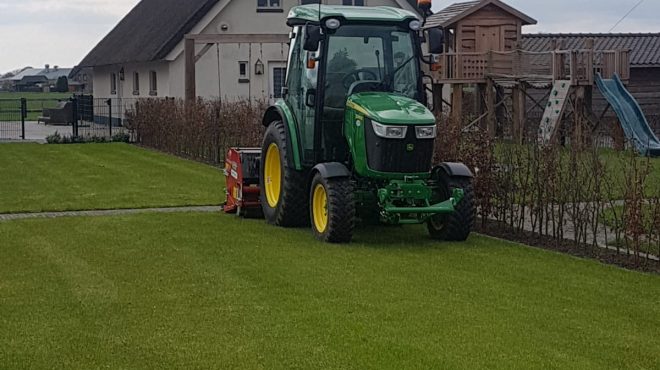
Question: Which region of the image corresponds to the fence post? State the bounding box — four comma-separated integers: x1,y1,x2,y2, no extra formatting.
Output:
134,100,139,143
20,98,26,140
71,96,79,137
107,98,112,138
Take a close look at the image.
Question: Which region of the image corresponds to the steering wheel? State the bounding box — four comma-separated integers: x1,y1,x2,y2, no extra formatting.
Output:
342,69,378,89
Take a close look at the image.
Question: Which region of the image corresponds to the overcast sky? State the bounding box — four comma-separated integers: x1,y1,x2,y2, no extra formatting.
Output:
1,0,658,74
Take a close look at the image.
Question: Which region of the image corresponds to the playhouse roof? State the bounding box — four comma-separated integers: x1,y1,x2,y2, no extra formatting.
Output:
424,0,536,29
523,33,660,68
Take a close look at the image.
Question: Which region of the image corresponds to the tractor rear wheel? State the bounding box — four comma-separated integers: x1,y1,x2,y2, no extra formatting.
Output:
427,174,475,241
309,173,355,243
260,121,309,227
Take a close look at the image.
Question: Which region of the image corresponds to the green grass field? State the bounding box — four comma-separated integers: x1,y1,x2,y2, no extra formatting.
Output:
0,92,72,121
1,213,659,369
0,143,223,213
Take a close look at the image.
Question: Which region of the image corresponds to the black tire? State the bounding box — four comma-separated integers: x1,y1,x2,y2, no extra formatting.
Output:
260,121,309,227
309,173,355,243
427,173,475,241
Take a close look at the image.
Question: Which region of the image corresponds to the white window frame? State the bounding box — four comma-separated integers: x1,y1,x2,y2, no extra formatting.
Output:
110,73,117,95
342,0,365,5
257,0,282,12
238,61,250,83
149,70,157,96
133,72,140,95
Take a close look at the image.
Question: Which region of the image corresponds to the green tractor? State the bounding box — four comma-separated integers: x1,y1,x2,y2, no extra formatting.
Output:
260,5,474,243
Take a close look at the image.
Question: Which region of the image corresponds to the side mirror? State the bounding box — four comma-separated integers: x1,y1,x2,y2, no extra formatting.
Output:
305,89,316,107
303,24,322,51
427,28,444,54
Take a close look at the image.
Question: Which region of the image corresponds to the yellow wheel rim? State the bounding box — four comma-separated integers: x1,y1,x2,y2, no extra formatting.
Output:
312,184,328,233
264,143,282,208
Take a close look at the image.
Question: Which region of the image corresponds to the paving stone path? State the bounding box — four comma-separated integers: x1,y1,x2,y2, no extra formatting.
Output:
0,206,223,222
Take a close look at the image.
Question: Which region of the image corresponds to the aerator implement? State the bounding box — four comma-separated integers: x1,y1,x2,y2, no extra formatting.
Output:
224,4,475,243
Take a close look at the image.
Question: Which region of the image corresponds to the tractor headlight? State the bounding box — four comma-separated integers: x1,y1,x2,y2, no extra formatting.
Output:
372,121,408,139
409,20,422,31
415,125,437,139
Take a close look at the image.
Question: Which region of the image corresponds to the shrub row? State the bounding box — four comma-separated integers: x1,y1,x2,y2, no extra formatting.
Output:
127,98,266,164
46,131,130,144
434,112,660,264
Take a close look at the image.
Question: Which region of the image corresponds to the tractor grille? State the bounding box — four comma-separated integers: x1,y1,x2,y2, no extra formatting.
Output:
365,119,434,173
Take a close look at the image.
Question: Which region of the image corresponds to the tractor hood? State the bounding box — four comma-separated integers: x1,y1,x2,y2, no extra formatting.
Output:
346,92,435,125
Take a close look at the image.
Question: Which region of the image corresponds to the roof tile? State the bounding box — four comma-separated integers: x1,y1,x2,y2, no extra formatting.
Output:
522,33,660,67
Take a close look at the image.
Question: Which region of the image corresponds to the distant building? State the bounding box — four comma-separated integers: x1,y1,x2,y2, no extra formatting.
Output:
7,65,73,92
68,67,94,94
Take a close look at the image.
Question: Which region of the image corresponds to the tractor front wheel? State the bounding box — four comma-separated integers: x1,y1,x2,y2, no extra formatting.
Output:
260,121,309,227
427,175,475,241
309,173,355,243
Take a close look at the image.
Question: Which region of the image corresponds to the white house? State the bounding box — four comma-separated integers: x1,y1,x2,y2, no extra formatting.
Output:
74,0,422,103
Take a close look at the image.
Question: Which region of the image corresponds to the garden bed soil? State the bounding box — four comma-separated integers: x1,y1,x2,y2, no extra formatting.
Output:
476,220,660,275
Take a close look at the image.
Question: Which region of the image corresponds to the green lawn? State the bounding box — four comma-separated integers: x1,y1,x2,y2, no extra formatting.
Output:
0,143,223,213
0,92,72,121
0,212,658,369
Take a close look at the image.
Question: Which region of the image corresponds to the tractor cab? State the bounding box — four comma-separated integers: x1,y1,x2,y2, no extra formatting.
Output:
285,5,429,165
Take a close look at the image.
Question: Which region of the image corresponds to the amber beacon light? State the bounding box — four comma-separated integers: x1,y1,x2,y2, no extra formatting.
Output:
417,0,432,13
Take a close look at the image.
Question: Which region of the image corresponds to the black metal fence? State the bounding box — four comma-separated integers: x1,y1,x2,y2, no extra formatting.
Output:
0,98,26,140
73,96,137,138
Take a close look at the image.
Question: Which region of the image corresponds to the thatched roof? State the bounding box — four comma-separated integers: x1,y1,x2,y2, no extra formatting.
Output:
77,0,219,68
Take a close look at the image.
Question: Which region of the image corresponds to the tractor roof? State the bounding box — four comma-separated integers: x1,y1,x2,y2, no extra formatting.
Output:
287,5,419,26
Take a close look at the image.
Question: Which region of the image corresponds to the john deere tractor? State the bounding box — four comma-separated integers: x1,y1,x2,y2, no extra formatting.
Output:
259,5,474,243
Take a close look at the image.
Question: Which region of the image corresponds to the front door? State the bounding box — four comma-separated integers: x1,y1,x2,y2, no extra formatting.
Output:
269,62,287,105
476,26,502,52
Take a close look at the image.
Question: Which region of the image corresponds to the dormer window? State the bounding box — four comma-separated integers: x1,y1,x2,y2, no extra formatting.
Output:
257,0,282,12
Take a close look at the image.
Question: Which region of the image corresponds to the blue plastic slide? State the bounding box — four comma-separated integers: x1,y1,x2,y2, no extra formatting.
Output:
595,73,660,157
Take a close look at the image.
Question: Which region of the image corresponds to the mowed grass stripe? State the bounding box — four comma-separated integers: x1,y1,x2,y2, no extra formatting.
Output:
0,212,658,369
0,143,223,213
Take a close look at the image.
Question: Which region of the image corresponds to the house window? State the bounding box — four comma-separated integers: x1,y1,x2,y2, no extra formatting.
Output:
301,0,319,4
133,72,140,95
238,61,249,83
149,71,157,96
83,74,88,82
343,0,364,5
257,0,282,12
110,73,117,95
272,67,287,99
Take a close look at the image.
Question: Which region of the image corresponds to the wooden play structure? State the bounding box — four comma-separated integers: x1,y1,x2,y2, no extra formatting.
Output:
424,0,640,148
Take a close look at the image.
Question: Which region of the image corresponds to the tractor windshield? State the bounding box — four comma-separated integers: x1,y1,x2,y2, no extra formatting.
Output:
323,24,419,109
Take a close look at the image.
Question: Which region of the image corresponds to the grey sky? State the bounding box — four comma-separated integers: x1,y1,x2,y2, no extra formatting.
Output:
0,0,658,74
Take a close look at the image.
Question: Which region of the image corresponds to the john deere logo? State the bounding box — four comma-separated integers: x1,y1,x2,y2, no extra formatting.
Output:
406,144,415,152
